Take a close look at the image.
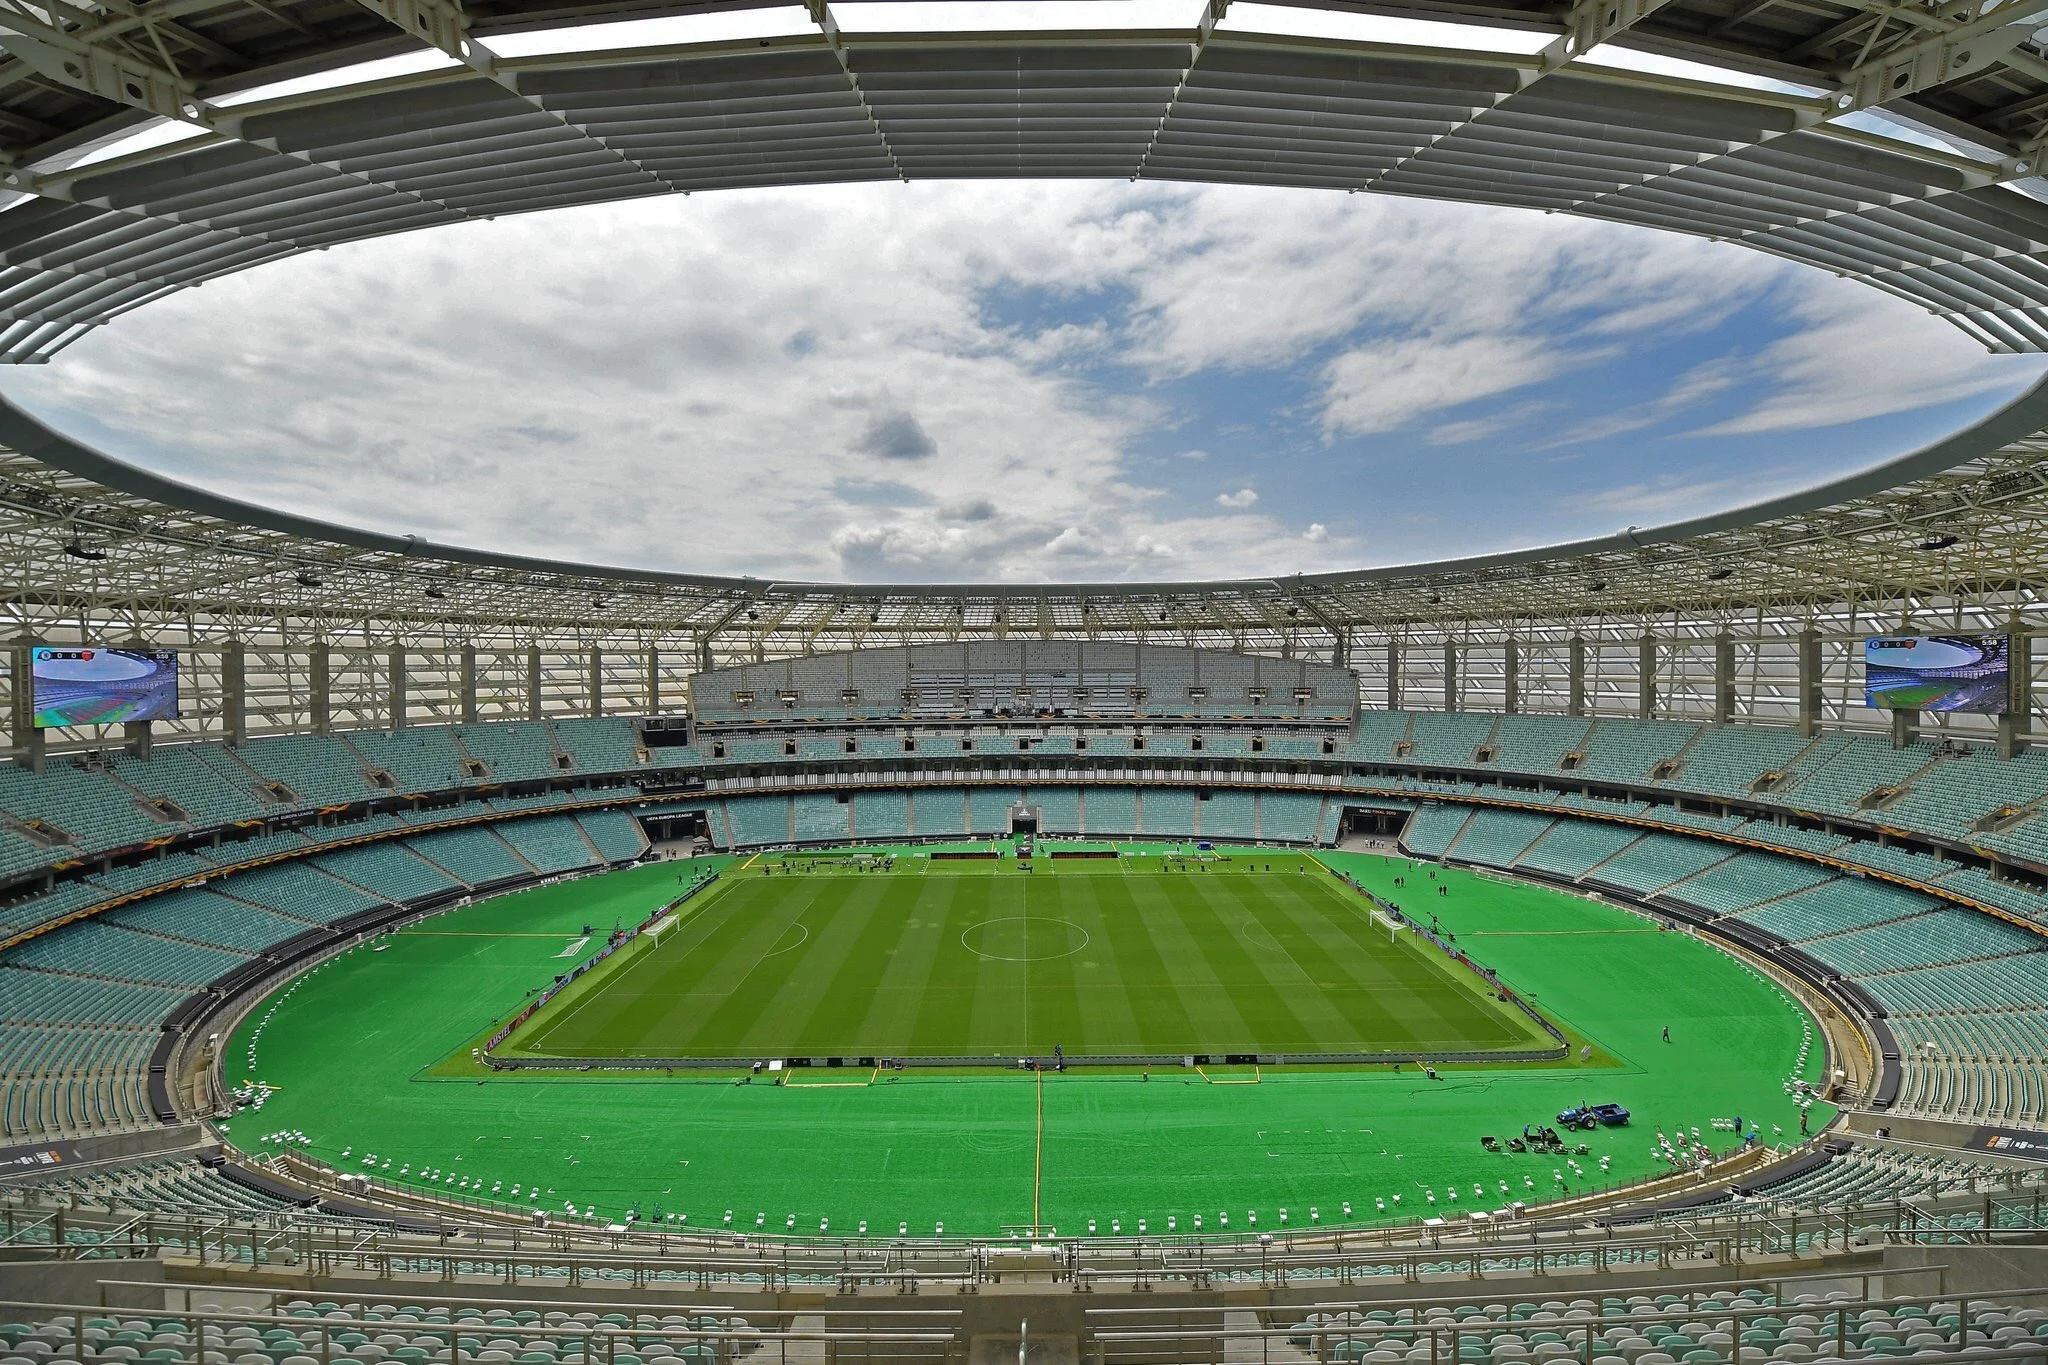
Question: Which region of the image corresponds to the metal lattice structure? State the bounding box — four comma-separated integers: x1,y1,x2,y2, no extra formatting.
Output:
6,372,2048,747
6,0,2048,745
5,0,2048,356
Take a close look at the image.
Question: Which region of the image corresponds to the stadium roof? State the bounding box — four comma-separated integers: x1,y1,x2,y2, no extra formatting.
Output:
1,0,2048,364
7,373,2048,637
8,0,2048,638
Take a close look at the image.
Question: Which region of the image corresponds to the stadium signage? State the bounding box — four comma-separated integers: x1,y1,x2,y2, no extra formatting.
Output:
1963,1125,2048,1161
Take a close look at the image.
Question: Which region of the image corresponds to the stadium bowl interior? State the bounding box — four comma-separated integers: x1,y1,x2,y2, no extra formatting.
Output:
10,0,2048,1350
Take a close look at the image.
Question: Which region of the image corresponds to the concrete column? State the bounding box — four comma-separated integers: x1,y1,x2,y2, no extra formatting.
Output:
2002,619,2033,759
122,720,153,758
221,639,246,748
588,645,603,719
388,647,408,729
1330,628,1348,670
10,637,43,772
459,645,478,725
1713,632,1735,725
698,636,715,675
1503,638,1520,715
309,642,331,736
1567,635,1587,718
526,647,543,721
1443,641,1458,713
1890,706,1920,749
1385,640,1402,711
645,647,660,714
1797,627,1822,737
1637,633,1657,720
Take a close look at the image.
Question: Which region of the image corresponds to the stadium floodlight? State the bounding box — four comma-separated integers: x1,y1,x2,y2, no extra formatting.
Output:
1707,567,1734,580
295,571,322,587
424,586,446,599
1921,534,1961,550
61,539,106,560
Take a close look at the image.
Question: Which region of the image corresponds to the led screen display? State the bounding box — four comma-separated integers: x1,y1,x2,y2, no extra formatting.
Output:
31,646,180,728
1864,635,2009,715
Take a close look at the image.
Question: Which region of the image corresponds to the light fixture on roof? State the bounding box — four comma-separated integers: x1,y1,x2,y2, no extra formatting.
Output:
1920,533,1960,550
424,585,446,599
746,608,760,620
592,597,609,609
295,571,323,588
62,538,107,560
1427,592,1442,605
1586,579,1608,592
1706,567,1733,581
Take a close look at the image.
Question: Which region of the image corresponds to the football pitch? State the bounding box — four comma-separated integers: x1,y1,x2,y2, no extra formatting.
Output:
499,854,1556,1063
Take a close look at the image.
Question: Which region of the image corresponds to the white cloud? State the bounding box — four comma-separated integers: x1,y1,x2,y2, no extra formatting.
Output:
1,178,2036,583
1693,280,2046,436
1322,336,1587,437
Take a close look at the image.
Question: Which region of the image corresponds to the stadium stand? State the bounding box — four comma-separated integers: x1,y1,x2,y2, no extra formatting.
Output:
1444,809,1555,867
574,810,649,863
343,727,474,795
725,796,791,847
1401,804,1474,859
850,791,909,839
402,826,531,886
1257,791,1325,843
1140,789,1197,838
1083,788,1137,836
494,816,602,874
451,722,565,783
910,789,967,838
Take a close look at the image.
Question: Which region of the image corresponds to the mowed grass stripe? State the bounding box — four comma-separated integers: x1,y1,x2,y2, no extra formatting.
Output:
1182,876,1373,1050
514,862,1561,1060
1269,877,1514,1048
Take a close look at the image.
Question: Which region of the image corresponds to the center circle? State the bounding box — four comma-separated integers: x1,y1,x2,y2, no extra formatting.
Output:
959,917,1090,962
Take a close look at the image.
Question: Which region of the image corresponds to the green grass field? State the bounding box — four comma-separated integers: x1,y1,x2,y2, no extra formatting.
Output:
506,856,1551,1062
222,846,1835,1236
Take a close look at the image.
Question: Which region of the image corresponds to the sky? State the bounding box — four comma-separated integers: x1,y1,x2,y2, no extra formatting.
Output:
4,178,2043,585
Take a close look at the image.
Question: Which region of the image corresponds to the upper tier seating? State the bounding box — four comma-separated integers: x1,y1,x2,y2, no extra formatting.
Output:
344,728,474,794
1574,720,1700,785
1406,713,1495,766
549,718,645,772
451,722,564,783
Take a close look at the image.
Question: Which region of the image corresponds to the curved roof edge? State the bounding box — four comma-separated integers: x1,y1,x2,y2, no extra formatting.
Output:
9,376,2048,598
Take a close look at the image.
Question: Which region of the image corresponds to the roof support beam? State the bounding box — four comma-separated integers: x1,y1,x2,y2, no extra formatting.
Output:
1358,0,1686,190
